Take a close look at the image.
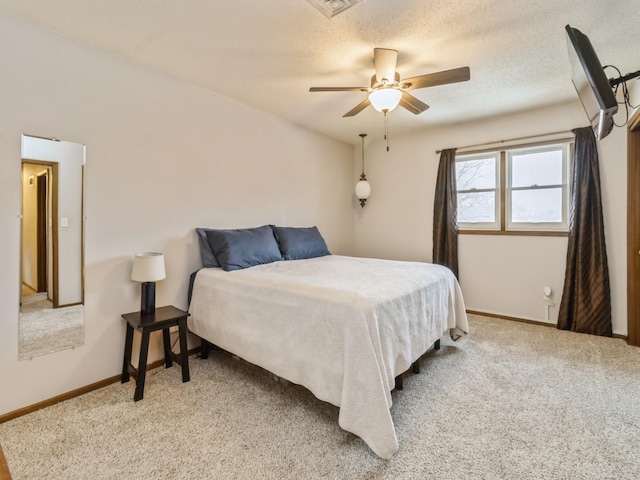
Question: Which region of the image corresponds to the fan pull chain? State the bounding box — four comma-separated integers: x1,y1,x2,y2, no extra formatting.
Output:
384,111,390,151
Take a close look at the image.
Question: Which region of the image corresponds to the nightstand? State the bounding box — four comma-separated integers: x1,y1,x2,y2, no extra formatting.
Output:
121,305,190,401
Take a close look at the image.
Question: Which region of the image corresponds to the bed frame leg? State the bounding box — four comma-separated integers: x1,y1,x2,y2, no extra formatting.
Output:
412,360,420,374
434,339,441,350
200,339,212,359
395,375,403,390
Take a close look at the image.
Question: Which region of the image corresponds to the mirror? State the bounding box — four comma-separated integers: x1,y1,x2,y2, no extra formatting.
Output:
19,135,86,360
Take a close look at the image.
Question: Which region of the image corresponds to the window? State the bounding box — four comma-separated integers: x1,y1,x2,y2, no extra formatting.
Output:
456,152,500,230
456,142,571,234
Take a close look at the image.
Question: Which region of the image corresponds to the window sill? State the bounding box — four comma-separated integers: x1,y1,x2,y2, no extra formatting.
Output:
459,229,569,237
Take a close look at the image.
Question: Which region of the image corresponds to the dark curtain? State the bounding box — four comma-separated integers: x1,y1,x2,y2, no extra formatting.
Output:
432,148,458,278
558,127,612,336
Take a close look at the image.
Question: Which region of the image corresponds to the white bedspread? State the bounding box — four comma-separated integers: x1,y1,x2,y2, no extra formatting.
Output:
188,255,468,459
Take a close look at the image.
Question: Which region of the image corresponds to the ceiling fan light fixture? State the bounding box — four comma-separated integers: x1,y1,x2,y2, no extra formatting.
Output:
306,0,366,19
368,88,402,113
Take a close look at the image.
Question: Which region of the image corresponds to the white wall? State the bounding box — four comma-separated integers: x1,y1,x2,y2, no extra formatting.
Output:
0,13,354,415
354,101,629,335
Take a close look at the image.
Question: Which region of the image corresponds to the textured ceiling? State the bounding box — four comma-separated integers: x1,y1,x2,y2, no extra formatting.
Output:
1,0,639,144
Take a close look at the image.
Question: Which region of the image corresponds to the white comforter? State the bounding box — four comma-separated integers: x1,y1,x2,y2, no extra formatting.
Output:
188,255,468,459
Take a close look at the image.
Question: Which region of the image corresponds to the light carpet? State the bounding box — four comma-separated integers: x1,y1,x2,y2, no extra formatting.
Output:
1,315,639,479
18,293,84,360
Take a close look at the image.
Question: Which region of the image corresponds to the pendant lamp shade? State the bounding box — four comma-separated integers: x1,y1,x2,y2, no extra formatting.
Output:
355,180,371,199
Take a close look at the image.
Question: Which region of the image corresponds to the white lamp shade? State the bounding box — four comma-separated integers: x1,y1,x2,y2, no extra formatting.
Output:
368,88,402,112
355,180,371,200
131,252,166,282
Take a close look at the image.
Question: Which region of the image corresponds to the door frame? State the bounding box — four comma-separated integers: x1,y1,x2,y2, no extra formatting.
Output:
21,160,59,307
627,109,640,346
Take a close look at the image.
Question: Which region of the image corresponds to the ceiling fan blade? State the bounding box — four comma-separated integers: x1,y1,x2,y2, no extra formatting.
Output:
343,98,371,117
399,91,430,115
402,66,470,90
309,86,369,92
374,48,398,85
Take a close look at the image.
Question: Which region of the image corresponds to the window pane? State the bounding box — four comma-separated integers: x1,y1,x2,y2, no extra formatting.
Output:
511,188,563,223
456,157,496,190
458,191,495,223
511,150,563,187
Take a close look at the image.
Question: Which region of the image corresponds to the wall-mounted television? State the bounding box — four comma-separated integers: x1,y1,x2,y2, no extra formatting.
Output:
565,25,618,141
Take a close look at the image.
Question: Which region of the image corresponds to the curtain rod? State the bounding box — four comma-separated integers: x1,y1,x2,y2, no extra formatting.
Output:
435,129,574,154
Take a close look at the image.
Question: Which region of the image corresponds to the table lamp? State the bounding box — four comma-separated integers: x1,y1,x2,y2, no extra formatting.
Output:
131,252,166,315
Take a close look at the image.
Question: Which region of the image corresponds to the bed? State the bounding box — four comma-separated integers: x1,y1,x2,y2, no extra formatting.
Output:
188,225,468,459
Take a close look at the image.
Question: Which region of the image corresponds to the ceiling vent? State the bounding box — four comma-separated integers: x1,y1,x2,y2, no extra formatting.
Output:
306,0,365,19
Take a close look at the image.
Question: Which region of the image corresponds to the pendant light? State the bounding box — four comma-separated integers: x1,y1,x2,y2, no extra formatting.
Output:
355,133,371,207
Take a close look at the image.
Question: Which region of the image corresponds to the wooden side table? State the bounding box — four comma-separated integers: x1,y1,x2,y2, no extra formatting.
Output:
121,305,190,401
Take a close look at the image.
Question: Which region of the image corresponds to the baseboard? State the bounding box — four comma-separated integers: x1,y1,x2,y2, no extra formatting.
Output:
467,309,556,327
0,348,200,425
467,309,628,341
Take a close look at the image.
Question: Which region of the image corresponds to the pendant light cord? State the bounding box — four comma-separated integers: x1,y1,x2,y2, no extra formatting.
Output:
359,133,367,180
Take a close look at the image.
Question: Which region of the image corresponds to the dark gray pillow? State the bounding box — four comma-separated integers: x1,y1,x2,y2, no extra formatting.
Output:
196,228,220,268
272,226,330,260
205,225,282,271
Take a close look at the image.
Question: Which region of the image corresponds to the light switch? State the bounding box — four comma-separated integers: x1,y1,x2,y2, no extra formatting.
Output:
61,217,69,228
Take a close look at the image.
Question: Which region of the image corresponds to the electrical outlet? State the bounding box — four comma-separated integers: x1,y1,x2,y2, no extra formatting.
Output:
169,326,179,333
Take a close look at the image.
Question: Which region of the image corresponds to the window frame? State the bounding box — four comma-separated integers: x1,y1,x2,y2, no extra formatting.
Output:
455,140,572,236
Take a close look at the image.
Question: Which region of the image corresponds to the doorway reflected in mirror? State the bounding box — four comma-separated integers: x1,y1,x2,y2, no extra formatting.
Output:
19,135,85,360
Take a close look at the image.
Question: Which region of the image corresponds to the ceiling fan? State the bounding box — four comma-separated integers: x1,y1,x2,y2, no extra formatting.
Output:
309,48,471,117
